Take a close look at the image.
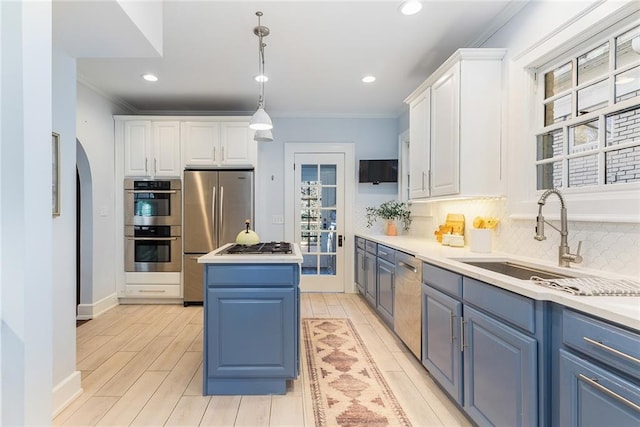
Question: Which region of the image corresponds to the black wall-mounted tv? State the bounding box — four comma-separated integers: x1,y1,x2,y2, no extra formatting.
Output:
359,159,398,184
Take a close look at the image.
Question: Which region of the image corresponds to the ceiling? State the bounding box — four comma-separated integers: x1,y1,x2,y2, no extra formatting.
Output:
57,1,527,117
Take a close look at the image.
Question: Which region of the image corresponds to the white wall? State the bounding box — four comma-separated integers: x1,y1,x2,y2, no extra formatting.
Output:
77,83,132,311
256,117,399,241
0,1,53,424
51,46,82,415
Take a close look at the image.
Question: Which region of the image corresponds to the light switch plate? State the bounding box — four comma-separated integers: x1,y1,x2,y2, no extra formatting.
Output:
272,215,284,224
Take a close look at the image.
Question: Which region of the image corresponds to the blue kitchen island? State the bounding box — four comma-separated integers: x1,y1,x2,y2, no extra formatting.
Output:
198,243,303,395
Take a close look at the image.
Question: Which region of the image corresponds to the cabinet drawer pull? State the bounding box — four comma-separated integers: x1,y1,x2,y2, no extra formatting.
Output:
578,374,640,412
137,289,167,293
398,261,417,273
583,337,640,365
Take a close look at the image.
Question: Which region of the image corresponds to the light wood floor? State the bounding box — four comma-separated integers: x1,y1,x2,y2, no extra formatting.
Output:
54,293,471,426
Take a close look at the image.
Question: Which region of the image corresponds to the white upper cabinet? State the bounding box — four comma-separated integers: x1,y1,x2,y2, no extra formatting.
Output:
405,49,506,200
182,120,256,168
430,63,460,197
182,121,221,166
153,121,182,177
409,88,431,199
123,120,181,178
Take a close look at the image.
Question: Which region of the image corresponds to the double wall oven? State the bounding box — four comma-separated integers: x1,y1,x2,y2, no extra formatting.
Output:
124,179,182,272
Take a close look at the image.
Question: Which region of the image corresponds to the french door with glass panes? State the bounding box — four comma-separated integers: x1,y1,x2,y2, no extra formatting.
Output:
294,153,344,292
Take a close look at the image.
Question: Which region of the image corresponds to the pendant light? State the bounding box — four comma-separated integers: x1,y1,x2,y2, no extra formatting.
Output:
254,129,274,142
250,11,273,131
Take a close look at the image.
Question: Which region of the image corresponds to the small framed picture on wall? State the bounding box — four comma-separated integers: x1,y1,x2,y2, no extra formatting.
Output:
52,132,60,216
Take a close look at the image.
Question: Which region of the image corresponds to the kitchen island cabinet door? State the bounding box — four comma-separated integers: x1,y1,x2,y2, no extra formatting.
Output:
463,305,538,427
204,286,296,395
422,284,463,404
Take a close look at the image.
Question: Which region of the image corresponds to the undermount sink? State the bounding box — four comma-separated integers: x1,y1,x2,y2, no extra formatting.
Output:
461,261,576,281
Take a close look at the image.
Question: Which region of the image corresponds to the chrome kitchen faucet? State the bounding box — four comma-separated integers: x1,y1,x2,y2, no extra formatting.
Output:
534,188,583,267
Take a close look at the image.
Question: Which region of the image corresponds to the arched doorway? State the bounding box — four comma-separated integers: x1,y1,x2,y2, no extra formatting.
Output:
76,139,93,319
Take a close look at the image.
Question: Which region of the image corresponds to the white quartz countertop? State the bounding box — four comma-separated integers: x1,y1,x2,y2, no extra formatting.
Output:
358,233,640,331
198,243,304,264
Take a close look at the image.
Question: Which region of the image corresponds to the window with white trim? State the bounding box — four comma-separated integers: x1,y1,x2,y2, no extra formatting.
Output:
535,24,640,191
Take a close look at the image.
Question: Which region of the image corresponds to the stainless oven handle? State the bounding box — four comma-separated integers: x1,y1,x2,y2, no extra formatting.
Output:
126,237,178,241
126,190,178,194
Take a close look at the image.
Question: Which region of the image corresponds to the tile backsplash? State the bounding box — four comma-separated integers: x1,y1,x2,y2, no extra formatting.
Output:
358,198,640,278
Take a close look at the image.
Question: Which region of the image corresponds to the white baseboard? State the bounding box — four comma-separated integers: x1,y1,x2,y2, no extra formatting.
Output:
52,370,82,418
76,293,118,320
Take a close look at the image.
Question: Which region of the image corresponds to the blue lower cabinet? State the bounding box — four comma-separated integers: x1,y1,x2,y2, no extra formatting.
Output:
463,306,538,427
422,284,463,403
203,263,299,395
559,349,640,427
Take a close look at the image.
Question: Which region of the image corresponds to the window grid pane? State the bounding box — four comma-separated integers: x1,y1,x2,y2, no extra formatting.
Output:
569,120,599,154
577,79,608,115
537,129,564,161
577,42,609,85
606,147,640,184
545,95,572,126
606,106,640,147
615,66,640,102
536,161,563,190
568,155,599,187
544,62,572,99
615,26,640,70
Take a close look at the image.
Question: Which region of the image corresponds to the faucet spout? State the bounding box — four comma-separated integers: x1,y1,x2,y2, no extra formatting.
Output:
534,188,583,267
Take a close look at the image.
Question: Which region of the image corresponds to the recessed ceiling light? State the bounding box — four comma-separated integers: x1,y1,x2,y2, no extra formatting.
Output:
141,73,158,82
362,75,376,83
399,0,422,16
254,74,269,83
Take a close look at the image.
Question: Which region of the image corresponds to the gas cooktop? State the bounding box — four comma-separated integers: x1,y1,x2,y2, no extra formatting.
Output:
218,242,293,255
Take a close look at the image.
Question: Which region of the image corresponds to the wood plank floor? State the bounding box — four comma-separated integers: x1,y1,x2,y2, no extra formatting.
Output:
54,293,471,426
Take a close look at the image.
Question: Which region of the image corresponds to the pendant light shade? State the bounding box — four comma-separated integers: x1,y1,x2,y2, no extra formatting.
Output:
254,128,273,142
250,107,273,130
250,11,274,137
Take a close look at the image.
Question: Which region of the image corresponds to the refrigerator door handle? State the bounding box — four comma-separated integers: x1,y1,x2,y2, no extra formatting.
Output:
220,186,224,236
211,186,216,244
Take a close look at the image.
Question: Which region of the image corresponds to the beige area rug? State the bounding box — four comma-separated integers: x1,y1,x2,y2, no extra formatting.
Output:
302,318,412,427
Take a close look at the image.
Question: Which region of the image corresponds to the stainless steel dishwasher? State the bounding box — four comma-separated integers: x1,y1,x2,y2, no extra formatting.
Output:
394,252,422,358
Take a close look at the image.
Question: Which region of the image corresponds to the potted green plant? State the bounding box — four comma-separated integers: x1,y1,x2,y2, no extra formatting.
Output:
365,200,412,235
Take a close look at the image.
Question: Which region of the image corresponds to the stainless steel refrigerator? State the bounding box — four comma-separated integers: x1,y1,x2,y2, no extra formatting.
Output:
183,169,254,305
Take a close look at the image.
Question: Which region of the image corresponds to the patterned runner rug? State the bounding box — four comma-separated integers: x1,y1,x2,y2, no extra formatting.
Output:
302,318,412,427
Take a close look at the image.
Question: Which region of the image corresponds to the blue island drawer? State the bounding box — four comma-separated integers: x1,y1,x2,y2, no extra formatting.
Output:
563,309,640,379
356,237,365,250
206,264,299,286
423,263,463,298
463,277,535,334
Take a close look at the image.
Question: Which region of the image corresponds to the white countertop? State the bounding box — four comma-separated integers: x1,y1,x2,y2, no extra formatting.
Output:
198,243,304,264
358,233,640,331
